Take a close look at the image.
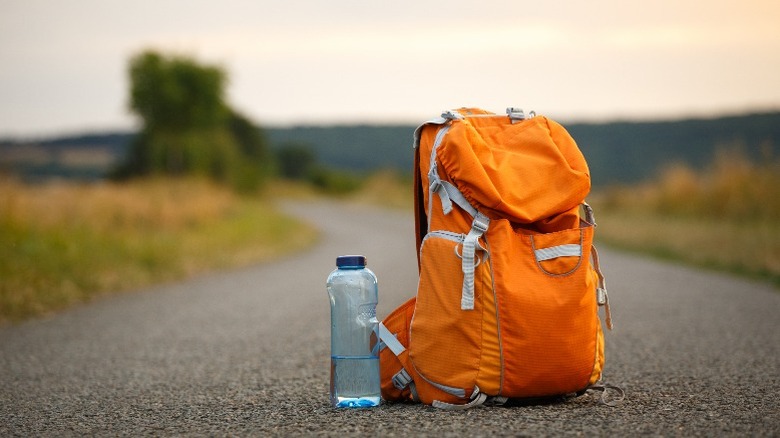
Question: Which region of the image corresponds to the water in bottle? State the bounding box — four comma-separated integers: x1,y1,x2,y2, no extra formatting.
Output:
327,255,381,408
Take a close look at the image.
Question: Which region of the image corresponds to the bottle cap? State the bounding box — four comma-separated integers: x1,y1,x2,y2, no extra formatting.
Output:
336,255,366,267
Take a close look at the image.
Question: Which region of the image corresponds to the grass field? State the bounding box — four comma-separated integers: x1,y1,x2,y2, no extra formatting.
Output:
591,148,780,286
0,177,318,323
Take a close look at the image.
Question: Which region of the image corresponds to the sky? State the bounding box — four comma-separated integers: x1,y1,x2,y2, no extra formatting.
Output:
1,0,779,138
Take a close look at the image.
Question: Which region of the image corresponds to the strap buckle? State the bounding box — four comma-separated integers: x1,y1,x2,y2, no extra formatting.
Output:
506,107,536,122
472,216,489,233
392,369,413,390
441,110,464,120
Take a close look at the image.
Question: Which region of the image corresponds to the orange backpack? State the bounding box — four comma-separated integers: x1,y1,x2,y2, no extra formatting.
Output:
378,108,619,408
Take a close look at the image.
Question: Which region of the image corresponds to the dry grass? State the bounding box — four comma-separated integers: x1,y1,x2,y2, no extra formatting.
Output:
592,147,780,285
267,170,414,210
2,177,235,232
599,148,780,221
348,170,413,210
0,177,318,323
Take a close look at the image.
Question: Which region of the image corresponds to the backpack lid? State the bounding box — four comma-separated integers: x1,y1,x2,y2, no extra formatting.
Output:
436,115,590,223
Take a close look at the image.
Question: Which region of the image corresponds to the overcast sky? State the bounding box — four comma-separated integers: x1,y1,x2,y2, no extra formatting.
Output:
1,0,779,137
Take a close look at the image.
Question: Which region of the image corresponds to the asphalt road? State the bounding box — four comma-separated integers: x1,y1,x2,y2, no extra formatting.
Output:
2,200,779,436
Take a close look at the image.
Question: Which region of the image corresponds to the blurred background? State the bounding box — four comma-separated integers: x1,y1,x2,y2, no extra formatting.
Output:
1,0,778,322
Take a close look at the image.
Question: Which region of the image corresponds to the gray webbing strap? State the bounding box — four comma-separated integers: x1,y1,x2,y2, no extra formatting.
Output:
408,382,420,402
461,212,490,310
432,386,488,410
534,243,582,262
379,323,419,400
378,323,405,356
441,180,477,218
432,392,488,410
413,117,449,149
429,163,479,219
428,125,453,216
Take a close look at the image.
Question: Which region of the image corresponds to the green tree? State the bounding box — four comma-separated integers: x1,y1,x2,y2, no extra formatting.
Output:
129,51,227,132
227,111,273,191
114,50,270,192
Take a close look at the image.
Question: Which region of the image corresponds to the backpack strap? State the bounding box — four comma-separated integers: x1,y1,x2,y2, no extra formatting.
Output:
378,321,405,357
422,116,491,311
428,151,490,311
591,244,613,330
432,391,488,410
378,322,419,402
433,178,478,218
460,212,490,310
581,201,613,329
431,387,508,410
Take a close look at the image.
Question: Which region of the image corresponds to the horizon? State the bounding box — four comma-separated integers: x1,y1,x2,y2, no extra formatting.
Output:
2,107,779,143
2,0,779,138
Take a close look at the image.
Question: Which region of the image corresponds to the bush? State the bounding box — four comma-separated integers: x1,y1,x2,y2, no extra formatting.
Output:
307,166,362,195
601,146,780,222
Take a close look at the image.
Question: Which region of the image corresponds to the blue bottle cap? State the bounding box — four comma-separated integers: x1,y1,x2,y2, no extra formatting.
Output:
336,255,366,267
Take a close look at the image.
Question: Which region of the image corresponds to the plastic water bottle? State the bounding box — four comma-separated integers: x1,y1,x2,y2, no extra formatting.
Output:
327,255,381,408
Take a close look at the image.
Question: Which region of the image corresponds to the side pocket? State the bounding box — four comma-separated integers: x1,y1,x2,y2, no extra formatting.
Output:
409,231,485,402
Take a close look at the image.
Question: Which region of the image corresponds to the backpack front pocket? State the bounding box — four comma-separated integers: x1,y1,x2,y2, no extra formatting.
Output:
409,231,488,402
491,221,601,397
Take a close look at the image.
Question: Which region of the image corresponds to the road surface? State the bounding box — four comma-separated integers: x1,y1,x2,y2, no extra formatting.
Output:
1,200,778,435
